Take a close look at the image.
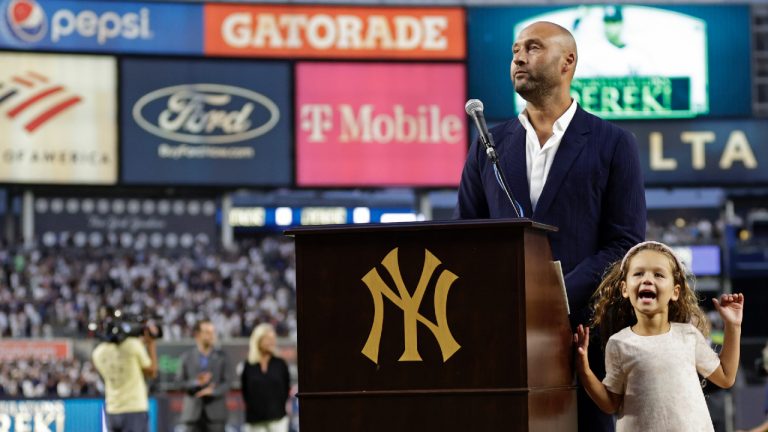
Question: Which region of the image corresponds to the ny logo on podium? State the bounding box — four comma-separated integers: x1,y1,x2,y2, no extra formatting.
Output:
361,247,460,364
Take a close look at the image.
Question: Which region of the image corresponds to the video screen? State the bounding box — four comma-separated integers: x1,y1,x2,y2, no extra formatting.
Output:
514,5,707,119
468,4,751,121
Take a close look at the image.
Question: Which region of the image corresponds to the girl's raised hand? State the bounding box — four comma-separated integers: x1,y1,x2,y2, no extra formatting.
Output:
712,293,745,326
573,324,591,373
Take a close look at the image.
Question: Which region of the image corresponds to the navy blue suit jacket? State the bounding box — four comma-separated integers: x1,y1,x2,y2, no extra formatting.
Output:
455,105,646,325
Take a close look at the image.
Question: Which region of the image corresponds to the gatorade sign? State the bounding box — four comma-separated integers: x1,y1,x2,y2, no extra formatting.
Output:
204,5,465,59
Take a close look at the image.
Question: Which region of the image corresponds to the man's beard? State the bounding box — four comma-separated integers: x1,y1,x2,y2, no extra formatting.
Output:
514,74,555,104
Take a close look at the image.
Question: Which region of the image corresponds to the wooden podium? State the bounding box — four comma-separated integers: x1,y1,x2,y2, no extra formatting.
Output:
287,219,576,431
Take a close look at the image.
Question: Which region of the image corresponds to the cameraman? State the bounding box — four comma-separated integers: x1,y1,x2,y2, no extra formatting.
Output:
93,322,158,432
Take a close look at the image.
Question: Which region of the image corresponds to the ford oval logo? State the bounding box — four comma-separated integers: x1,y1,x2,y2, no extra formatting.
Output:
132,83,280,145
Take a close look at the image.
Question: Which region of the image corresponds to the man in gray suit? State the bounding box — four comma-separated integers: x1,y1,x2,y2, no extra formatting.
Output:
177,319,232,432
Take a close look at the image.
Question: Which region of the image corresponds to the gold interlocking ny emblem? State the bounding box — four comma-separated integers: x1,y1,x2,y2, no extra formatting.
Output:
361,247,460,364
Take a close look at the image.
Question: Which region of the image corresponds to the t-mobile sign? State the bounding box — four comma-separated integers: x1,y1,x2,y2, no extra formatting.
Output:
296,62,467,187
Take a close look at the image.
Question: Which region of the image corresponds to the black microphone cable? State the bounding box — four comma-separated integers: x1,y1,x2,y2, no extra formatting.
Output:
465,99,523,218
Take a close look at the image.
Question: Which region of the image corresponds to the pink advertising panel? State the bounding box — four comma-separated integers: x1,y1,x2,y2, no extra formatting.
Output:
296,63,467,187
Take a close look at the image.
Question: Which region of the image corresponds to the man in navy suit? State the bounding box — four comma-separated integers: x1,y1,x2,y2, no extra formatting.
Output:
455,21,645,431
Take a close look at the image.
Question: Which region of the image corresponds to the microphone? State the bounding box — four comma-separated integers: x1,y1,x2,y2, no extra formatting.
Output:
464,98,523,218
464,99,496,160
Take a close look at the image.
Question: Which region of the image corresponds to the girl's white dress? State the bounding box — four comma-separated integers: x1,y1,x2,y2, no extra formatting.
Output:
603,322,721,432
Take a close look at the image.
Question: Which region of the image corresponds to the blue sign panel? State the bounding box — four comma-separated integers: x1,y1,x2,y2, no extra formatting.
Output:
467,5,751,121
0,0,202,54
617,119,768,186
471,119,767,187
0,398,158,432
121,58,292,186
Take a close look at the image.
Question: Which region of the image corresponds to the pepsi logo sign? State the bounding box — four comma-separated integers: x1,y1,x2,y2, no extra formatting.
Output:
132,84,279,145
1,0,156,46
4,0,46,42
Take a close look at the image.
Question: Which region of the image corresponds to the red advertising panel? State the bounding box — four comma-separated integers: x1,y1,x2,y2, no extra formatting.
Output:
205,5,465,59
296,63,466,187
0,339,72,360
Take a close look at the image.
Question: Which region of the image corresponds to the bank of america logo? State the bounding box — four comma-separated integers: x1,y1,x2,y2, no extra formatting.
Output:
3,0,47,43
0,71,82,133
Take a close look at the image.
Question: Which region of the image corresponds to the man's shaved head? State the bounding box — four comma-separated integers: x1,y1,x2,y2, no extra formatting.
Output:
517,21,578,72
511,21,578,105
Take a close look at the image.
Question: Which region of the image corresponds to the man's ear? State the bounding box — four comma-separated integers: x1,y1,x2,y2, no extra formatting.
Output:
560,52,576,73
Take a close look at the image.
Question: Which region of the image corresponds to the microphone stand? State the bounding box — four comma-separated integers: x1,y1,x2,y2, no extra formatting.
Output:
477,133,523,219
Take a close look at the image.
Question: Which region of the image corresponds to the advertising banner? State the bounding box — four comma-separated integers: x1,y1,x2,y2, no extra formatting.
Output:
228,206,421,228
34,196,218,250
468,5,751,120
121,58,291,186
0,0,203,54
0,339,72,360
296,63,467,187
472,118,767,187
0,399,158,432
0,52,116,184
618,119,768,186
204,4,465,59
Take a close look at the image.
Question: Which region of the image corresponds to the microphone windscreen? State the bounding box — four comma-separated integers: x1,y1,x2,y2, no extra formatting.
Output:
464,99,484,115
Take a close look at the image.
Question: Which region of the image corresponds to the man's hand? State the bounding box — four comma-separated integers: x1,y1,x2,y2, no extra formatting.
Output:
194,384,214,398
196,371,212,387
142,324,158,345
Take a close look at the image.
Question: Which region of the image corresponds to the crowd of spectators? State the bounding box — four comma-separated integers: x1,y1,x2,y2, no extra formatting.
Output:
646,217,722,245
0,235,296,341
644,209,768,246
0,214,739,400
0,215,734,343
0,357,102,398
733,208,768,244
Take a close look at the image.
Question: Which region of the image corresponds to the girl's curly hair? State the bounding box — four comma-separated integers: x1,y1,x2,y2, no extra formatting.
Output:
591,242,709,348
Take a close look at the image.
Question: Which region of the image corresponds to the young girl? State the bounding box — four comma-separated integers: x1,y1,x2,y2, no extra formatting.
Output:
574,241,744,431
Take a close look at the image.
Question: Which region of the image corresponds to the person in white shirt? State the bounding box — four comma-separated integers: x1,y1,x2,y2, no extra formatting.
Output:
454,20,646,432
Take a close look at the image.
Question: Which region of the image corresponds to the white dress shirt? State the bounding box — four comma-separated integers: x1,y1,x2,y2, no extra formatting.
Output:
518,100,578,211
